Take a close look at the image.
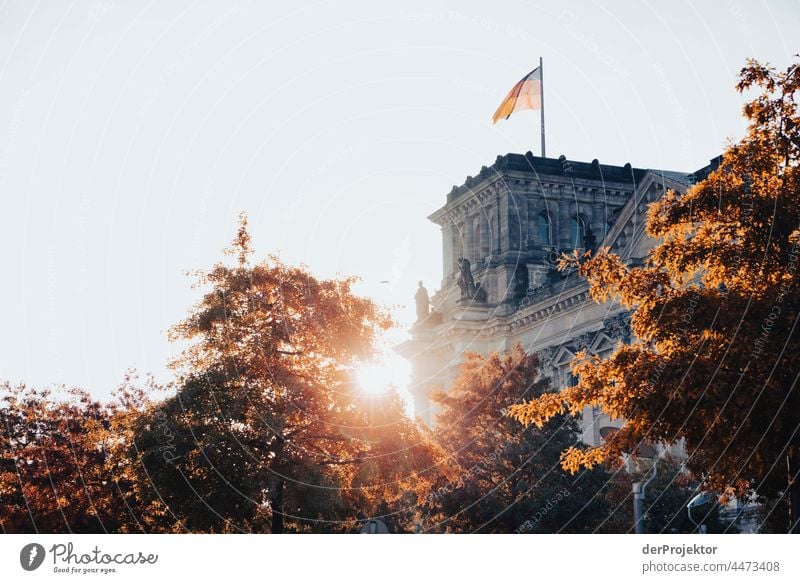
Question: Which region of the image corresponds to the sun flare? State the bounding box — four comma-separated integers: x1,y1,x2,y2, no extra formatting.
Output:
353,355,412,409
355,363,395,395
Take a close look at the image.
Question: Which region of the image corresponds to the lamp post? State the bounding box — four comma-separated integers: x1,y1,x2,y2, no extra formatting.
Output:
687,492,715,534
599,426,660,534
360,518,389,534
632,453,658,534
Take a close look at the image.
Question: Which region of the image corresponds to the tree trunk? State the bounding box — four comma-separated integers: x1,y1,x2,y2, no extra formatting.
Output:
788,447,800,533
271,478,285,534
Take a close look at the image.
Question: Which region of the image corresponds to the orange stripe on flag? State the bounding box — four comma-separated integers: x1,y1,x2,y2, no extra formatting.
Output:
492,67,542,124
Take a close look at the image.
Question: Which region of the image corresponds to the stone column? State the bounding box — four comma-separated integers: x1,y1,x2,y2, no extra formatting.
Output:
546,186,558,248
592,191,605,242
528,195,542,249
442,223,454,285
506,190,526,252
497,193,508,256
472,216,482,264
463,215,474,262
493,195,502,255
479,213,490,259
558,191,571,249
453,225,462,274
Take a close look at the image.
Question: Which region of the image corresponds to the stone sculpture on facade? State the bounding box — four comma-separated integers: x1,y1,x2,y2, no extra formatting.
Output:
415,281,431,322
456,256,487,303
456,256,475,299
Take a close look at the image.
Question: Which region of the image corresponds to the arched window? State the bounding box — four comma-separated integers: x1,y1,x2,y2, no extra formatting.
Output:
570,216,585,248
537,213,551,245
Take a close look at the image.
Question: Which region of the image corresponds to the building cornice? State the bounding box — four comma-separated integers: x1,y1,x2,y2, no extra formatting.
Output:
428,153,649,225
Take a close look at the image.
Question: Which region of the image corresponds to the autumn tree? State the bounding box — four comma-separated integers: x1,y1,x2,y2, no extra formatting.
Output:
421,346,615,533
343,389,450,533
509,58,800,531
0,378,153,533
129,214,393,532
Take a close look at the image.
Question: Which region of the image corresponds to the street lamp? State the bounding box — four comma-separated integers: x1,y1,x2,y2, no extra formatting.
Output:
600,426,658,534
687,491,715,534
631,444,658,535
360,518,389,534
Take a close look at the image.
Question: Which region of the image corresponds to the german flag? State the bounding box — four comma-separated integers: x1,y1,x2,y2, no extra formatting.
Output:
492,66,542,124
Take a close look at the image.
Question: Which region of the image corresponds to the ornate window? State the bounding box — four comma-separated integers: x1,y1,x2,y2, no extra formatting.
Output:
537,212,551,245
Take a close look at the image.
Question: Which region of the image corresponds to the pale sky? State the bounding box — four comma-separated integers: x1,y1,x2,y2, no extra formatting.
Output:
0,0,798,399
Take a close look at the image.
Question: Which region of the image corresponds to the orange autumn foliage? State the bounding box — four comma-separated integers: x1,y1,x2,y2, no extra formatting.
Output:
509,58,800,506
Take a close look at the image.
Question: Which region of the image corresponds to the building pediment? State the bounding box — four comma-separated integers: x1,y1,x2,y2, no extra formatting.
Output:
602,169,694,263
589,331,618,354
553,345,577,367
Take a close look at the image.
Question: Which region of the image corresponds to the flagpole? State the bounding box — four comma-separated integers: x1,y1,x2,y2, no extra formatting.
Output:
539,56,546,158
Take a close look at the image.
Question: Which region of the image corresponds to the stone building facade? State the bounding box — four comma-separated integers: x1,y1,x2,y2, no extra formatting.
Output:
397,152,719,445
